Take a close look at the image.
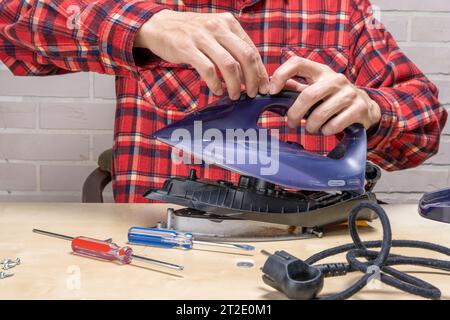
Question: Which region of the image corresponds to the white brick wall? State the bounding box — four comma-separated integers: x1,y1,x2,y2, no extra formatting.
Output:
0,72,115,202
0,1,449,203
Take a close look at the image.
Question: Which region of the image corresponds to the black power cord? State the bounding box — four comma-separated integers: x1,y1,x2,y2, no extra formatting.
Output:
262,201,450,300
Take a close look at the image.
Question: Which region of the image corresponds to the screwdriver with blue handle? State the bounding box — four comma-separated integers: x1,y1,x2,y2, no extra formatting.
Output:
128,226,255,251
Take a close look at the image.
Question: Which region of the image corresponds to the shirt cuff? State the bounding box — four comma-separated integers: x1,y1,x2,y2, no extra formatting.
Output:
98,0,169,78
362,88,400,152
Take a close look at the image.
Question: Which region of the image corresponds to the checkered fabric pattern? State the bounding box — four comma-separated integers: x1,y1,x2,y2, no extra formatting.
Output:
1,0,447,202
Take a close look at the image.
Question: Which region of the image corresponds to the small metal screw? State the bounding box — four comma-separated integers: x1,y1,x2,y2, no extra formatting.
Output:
156,221,167,229
1,258,21,270
237,261,254,268
306,227,323,238
0,271,14,279
312,230,323,238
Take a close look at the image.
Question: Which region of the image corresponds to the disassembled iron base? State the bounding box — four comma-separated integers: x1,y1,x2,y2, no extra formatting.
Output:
156,208,320,242
147,164,380,242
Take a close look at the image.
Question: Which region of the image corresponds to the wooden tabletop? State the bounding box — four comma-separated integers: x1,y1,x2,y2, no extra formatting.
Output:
0,202,449,300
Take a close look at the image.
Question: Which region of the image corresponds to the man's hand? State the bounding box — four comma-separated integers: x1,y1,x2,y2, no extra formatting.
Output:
135,10,269,100
270,57,381,135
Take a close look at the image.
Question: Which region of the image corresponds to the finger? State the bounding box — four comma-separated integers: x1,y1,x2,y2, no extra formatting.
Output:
320,106,359,136
217,32,266,98
222,13,270,94
284,79,309,92
305,90,354,133
270,58,303,95
229,25,270,94
287,79,341,128
197,38,243,100
270,57,330,95
188,49,223,96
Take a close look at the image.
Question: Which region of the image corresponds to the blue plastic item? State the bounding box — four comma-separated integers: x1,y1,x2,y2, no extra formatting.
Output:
419,188,450,224
128,226,194,250
128,226,255,250
153,91,367,194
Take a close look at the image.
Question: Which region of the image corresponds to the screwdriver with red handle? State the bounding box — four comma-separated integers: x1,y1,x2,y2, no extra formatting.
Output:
32,229,183,271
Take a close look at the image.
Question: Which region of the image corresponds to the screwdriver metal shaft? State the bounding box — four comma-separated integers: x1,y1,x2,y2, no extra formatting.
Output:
32,229,183,270
130,255,183,270
193,240,254,251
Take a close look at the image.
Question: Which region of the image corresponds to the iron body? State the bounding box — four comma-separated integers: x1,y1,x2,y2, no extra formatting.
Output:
153,92,367,194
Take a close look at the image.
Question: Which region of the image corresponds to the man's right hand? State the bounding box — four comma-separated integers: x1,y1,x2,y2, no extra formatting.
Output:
134,10,269,100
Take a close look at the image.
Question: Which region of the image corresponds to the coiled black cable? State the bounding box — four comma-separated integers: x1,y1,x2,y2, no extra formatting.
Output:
306,201,450,300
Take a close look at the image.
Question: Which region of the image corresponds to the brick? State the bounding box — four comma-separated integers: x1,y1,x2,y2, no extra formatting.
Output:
103,193,114,203
0,134,89,160
104,183,113,194
381,14,409,42
430,77,450,105
444,107,450,135
426,138,450,164
93,134,114,159
0,163,36,191
374,168,450,193
94,73,116,99
412,15,450,42
0,102,36,129
0,70,89,97
445,123,450,135
40,102,115,130
401,46,450,74
40,165,96,191
372,0,450,12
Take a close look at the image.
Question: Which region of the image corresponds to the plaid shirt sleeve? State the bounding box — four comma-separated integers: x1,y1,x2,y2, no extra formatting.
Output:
348,0,448,171
0,0,168,78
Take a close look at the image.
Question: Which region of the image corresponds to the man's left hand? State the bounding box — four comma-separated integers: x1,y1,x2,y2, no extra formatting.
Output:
269,56,381,136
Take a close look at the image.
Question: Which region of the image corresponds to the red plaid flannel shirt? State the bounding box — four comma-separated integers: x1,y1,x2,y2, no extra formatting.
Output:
1,0,447,203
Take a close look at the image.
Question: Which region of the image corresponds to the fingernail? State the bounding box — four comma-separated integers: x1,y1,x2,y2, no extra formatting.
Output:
269,83,277,95
260,82,270,94
231,93,240,100
248,89,257,98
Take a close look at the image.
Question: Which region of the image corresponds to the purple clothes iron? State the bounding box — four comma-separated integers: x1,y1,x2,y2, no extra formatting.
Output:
153,91,366,193
145,92,381,228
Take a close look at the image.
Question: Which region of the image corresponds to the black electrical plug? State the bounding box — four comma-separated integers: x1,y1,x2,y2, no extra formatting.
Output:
261,250,350,300
261,250,324,300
